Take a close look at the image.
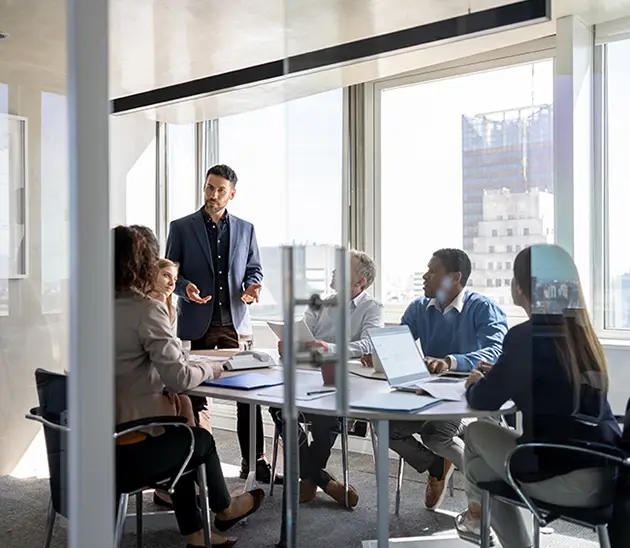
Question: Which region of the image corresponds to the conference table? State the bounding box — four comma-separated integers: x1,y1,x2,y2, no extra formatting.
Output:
189,349,517,548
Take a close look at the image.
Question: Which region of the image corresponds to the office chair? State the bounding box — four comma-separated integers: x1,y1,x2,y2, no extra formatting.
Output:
477,440,630,548
367,422,455,516
269,417,351,507
27,368,212,548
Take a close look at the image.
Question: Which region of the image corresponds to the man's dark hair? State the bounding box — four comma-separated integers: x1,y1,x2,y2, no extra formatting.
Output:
433,248,472,287
206,164,238,186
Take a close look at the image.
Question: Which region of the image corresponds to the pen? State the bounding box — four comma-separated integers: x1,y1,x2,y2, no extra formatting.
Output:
306,389,336,396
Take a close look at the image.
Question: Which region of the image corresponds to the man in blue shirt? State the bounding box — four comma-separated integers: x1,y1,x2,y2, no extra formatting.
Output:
389,248,507,510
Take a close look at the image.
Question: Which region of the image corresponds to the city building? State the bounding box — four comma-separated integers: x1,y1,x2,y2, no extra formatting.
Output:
461,104,553,251
468,188,554,317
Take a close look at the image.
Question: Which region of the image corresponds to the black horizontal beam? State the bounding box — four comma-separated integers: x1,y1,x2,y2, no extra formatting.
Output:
111,0,550,114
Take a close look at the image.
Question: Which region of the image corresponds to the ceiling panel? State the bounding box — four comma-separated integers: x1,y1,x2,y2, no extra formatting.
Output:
0,0,630,119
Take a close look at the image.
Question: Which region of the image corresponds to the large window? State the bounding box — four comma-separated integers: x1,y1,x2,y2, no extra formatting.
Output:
167,123,197,224
217,89,344,319
378,59,554,324
41,92,69,314
604,38,630,331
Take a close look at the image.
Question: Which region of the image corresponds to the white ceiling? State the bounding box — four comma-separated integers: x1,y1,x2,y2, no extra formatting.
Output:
1,0,630,122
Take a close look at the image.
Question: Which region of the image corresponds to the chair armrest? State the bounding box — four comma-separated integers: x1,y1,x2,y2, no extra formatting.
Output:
503,442,630,525
25,407,69,433
114,416,195,495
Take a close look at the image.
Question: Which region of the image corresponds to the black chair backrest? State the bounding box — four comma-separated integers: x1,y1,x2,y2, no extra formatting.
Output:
34,368,69,518
609,397,630,548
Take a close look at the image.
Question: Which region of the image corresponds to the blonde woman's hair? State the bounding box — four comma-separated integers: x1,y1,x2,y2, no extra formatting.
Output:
156,258,179,324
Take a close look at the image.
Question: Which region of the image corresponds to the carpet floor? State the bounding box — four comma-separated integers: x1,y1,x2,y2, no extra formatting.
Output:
0,428,600,548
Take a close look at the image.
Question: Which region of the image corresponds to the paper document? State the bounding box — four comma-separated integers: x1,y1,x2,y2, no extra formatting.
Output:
267,319,315,343
419,381,466,402
350,391,443,413
259,384,337,402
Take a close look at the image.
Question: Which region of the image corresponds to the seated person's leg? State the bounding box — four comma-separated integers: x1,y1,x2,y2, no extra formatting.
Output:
458,420,530,548
388,420,435,473
419,419,466,510
116,426,264,547
306,415,359,507
268,407,312,500
237,402,275,482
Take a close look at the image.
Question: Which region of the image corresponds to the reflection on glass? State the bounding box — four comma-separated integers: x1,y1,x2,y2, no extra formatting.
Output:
217,89,343,320
167,123,197,224
41,92,70,314
605,39,630,330
380,60,554,325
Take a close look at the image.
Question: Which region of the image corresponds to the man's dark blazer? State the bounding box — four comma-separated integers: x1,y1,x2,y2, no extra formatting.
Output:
165,209,262,340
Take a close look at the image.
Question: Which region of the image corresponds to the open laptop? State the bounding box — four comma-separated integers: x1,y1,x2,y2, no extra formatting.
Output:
267,319,315,343
367,325,467,401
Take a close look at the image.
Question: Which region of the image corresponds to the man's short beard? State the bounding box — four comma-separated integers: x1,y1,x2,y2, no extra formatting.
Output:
205,200,223,211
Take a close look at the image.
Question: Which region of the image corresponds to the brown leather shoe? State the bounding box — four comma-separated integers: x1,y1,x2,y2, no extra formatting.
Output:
299,479,317,503
324,473,359,508
425,459,454,510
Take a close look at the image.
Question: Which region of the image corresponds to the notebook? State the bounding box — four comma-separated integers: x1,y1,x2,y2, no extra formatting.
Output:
203,372,283,390
350,391,443,413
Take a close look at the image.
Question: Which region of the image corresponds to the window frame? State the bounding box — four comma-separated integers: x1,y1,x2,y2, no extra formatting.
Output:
363,39,556,315
593,38,630,339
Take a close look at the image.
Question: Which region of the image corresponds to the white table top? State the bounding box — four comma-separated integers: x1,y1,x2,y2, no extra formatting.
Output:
188,350,516,422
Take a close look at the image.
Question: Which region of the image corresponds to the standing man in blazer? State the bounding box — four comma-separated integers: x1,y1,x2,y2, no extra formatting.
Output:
166,164,281,484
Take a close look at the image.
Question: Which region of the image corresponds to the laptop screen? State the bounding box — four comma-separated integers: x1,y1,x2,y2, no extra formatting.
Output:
367,326,430,385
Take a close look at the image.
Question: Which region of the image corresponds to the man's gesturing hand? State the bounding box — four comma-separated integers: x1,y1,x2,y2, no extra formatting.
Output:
185,283,212,304
241,283,262,304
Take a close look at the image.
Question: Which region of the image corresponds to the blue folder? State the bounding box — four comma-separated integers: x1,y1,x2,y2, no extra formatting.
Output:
203,372,284,390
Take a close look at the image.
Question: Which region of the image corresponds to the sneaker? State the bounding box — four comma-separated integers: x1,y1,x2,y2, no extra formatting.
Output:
454,510,496,546
424,458,454,510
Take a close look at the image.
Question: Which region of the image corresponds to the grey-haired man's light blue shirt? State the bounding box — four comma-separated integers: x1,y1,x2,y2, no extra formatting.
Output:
303,291,384,358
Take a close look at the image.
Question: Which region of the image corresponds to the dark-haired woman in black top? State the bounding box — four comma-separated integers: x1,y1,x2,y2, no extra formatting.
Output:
456,244,621,548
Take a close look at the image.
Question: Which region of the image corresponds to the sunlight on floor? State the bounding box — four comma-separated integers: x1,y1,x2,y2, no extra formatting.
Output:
11,430,49,479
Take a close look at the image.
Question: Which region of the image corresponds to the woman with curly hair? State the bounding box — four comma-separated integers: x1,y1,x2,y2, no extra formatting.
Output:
114,225,263,547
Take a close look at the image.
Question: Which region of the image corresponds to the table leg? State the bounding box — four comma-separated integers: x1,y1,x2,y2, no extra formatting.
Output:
245,404,257,493
375,420,389,548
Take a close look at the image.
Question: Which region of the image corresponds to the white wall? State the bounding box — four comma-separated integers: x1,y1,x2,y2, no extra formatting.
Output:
109,113,156,226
